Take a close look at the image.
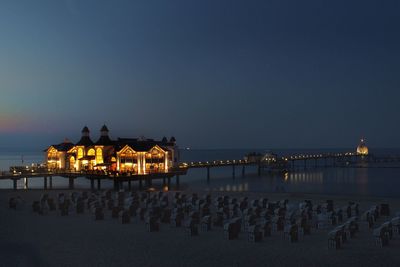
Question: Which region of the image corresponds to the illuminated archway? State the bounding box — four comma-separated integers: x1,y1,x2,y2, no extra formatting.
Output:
88,149,95,156
78,148,84,159
96,148,103,164
70,156,76,170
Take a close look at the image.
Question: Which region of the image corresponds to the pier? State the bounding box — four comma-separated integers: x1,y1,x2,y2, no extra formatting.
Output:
2,150,400,190
0,168,186,191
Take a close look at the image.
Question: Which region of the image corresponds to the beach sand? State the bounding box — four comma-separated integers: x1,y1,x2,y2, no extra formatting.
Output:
1,189,400,267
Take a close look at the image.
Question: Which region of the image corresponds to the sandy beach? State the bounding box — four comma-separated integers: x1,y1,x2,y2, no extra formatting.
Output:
1,189,400,267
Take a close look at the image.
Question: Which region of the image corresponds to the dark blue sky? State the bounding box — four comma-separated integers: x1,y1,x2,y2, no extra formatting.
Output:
0,0,399,150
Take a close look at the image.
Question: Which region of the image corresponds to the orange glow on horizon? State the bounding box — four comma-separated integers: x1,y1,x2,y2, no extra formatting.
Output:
0,114,29,133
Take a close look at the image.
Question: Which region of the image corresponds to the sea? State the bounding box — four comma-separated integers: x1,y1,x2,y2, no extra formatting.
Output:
1,148,400,198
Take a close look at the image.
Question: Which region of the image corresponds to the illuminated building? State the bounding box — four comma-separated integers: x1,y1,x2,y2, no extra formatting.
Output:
45,125,178,174
356,138,369,156
45,138,74,169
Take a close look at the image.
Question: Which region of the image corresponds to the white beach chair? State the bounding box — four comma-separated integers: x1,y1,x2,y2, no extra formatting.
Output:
391,217,400,235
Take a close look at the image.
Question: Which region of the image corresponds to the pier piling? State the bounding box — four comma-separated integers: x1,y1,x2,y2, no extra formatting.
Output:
232,165,235,179
242,166,245,177
113,180,119,191
90,179,95,190
97,178,101,190
13,179,17,190
68,177,74,190
147,178,152,187
176,175,180,188
139,178,143,190
49,176,53,189
44,177,48,190
207,167,210,182
128,180,132,190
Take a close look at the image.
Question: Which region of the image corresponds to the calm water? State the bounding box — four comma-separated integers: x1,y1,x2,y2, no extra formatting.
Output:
1,149,400,198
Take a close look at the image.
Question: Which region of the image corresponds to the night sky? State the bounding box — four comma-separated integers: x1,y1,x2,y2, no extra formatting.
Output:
0,0,399,150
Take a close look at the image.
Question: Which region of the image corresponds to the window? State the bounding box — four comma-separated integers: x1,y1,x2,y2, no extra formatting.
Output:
78,148,84,159
96,148,103,164
88,149,95,156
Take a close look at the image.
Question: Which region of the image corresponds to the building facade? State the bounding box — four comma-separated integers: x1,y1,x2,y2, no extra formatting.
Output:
45,126,179,174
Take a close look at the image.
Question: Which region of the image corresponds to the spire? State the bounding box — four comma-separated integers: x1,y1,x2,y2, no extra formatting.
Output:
96,125,113,146
100,124,109,137
82,126,90,137
77,126,94,146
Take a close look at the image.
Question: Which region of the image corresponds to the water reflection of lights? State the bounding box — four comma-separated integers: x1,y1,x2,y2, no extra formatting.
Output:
218,183,248,192
24,177,28,190
286,172,324,184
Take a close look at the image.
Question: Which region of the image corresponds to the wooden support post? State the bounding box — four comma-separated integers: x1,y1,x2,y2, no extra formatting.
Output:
207,167,210,182
44,177,48,190
167,177,171,187
232,165,235,179
68,177,74,190
128,180,132,190
13,179,17,190
242,165,245,177
176,175,180,188
90,179,95,190
97,178,101,190
163,177,166,186
139,178,143,190
113,180,119,191
304,159,307,170
49,176,53,189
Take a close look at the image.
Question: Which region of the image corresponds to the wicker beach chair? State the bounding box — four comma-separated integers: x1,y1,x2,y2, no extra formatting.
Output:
224,218,240,240
146,216,160,232
248,225,263,242
200,215,212,232
374,225,389,247
185,218,199,237
391,217,400,235
94,207,104,220
328,229,342,249
119,210,130,224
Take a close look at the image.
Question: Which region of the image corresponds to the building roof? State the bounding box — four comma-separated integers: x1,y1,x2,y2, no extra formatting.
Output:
115,138,171,152
47,126,175,152
100,125,109,132
82,126,90,133
46,140,74,152
95,135,114,146
76,136,94,146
